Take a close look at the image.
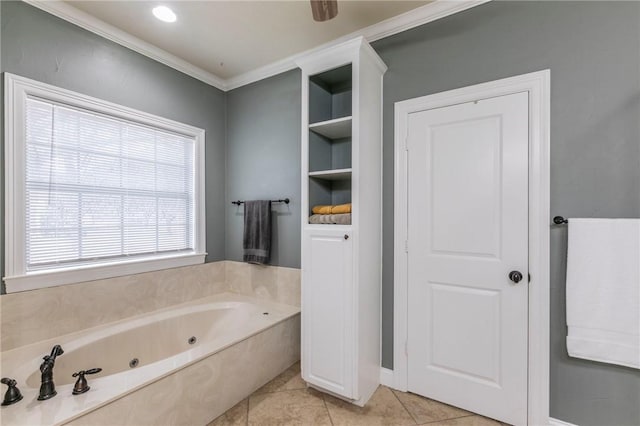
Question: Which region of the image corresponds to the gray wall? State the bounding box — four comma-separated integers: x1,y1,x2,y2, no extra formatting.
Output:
0,0,227,287
219,2,640,425
372,2,640,425
225,70,302,268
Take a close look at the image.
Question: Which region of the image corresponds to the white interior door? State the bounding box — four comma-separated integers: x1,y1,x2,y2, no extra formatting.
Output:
406,91,529,425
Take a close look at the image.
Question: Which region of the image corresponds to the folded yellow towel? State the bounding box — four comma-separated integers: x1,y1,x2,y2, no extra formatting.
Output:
331,203,352,214
312,205,333,214
312,203,352,215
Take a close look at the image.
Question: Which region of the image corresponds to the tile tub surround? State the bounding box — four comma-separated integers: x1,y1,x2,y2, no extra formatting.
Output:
225,261,301,307
1,293,301,426
1,261,301,352
1,261,227,351
66,312,300,426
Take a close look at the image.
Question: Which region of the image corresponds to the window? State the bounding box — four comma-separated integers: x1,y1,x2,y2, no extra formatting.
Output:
4,74,206,292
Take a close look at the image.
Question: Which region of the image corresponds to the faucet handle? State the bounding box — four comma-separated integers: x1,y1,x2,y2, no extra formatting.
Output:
72,368,102,395
72,368,102,377
1,378,23,406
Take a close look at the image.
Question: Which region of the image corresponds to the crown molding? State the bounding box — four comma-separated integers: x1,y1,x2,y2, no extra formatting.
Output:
22,0,490,92
225,0,490,90
364,0,490,43
22,0,228,91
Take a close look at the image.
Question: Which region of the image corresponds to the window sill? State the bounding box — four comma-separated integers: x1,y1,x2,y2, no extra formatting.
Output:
3,253,207,293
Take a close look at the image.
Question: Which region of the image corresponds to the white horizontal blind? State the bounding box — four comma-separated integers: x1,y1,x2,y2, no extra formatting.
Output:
24,96,195,271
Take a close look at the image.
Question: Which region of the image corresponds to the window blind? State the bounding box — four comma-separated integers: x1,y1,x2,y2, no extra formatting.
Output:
25,96,196,271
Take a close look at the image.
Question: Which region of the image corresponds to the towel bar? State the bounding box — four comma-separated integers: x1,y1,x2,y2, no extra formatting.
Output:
231,198,290,206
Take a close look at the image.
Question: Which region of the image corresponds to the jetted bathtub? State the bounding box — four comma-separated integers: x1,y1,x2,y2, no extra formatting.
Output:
0,292,301,425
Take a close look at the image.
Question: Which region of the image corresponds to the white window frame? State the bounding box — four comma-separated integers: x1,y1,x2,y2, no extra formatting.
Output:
3,73,207,293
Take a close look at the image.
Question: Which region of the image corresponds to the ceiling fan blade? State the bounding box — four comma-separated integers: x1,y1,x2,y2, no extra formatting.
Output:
310,0,338,22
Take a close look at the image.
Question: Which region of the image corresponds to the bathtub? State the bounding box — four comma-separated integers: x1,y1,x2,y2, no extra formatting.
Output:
0,292,301,425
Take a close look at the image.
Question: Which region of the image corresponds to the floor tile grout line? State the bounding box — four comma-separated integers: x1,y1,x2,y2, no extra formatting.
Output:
244,396,250,426
321,393,335,426
389,387,488,425
418,414,478,425
253,384,308,396
388,387,419,425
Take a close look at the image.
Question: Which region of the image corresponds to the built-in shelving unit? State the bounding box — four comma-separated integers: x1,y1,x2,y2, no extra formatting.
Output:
309,116,352,139
306,62,354,217
308,168,352,180
297,37,387,408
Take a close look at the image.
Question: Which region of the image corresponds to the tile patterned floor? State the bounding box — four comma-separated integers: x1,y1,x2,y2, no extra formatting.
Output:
208,362,510,426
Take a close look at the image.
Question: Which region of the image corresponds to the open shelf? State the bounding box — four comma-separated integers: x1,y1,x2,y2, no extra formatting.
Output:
309,116,352,139
306,223,352,228
309,64,352,124
309,168,352,181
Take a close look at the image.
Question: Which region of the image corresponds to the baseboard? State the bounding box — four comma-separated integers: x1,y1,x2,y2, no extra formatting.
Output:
379,367,395,387
549,417,579,426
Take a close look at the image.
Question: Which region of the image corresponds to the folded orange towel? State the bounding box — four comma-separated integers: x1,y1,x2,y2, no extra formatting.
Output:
331,203,352,214
312,205,333,214
312,203,352,214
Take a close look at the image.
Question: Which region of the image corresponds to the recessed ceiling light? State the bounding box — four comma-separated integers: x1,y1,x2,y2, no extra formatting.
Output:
152,6,177,23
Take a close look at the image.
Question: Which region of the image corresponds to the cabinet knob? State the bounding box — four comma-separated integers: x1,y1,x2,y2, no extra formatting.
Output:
344,234,349,240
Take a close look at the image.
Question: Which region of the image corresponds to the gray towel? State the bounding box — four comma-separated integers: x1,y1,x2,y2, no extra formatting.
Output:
308,213,352,225
243,200,272,264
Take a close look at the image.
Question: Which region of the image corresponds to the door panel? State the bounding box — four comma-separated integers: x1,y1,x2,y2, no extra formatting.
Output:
430,283,501,385
430,116,502,258
407,92,529,425
302,228,354,398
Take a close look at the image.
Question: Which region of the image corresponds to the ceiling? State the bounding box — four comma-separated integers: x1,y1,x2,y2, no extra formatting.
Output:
63,1,430,81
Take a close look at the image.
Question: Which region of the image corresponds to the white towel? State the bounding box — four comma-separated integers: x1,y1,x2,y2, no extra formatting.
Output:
566,218,640,369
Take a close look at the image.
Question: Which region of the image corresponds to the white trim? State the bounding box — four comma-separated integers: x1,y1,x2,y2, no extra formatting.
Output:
3,73,207,293
549,418,579,426
393,70,551,426
22,0,489,92
361,0,490,43
549,417,578,426
22,0,226,91
379,367,395,388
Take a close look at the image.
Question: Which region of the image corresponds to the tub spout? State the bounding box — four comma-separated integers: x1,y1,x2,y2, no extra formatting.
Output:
38,345,64,401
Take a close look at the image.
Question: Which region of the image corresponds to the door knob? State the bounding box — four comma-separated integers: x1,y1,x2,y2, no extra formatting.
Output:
344,234,349,240
509,271,523,284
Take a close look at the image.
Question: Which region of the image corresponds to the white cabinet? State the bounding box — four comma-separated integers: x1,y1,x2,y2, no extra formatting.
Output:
302,228,353,397
297,37,386,406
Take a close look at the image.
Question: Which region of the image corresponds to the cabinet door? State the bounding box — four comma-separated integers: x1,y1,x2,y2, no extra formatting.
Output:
302,228,354,398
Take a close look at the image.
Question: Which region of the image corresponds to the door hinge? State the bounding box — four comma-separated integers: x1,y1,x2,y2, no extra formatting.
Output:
404,240,408,253
405,340,408,356
528,273,531,283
